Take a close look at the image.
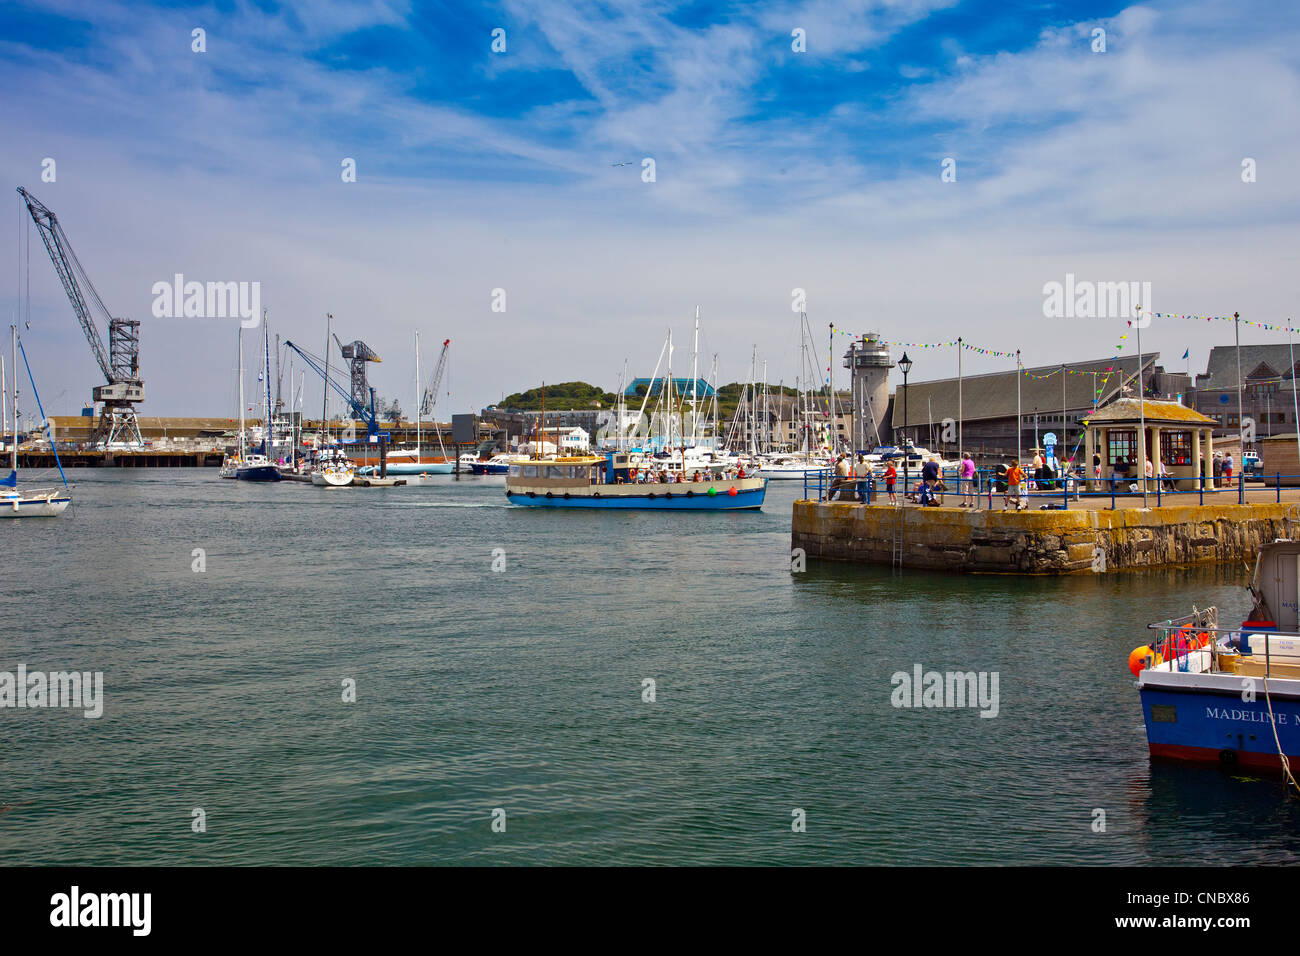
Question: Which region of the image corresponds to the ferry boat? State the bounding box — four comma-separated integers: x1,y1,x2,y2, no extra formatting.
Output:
505,453,766,510
1134,538,1300,773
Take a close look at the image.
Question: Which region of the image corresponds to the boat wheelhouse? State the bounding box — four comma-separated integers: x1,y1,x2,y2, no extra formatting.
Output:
1135,538,1300,774
505,453,766,510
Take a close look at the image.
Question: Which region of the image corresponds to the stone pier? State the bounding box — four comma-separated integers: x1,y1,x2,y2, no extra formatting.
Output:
791,500,1299,574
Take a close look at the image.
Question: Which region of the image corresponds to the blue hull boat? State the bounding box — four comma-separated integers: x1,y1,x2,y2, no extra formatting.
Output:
1134,539,1300,775
505,454,766,511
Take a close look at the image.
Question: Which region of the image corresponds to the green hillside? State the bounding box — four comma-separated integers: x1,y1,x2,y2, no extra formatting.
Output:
498,382,618,410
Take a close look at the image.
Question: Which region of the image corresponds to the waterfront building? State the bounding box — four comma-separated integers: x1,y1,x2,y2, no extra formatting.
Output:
1081,398,1217,490
887,354,1160,461
1193,344,1300,440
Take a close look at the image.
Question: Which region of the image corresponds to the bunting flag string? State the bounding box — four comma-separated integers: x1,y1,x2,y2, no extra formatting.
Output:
827,310,1288,402
1147,312,1294,333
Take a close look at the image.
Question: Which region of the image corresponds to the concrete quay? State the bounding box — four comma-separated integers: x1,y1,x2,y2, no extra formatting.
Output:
791,498,1300,574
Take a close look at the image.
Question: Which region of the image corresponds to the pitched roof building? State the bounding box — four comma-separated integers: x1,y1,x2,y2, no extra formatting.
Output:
888,353,1160,459
1193,344,1300,440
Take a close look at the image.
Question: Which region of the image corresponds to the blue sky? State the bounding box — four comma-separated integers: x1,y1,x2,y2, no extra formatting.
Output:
1,0,1298,417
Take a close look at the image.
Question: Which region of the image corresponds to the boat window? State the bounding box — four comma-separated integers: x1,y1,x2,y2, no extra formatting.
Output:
508,465,521,476
522,465,538,478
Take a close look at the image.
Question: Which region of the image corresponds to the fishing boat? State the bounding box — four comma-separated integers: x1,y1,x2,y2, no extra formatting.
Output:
2,325,71,518
1134,538,1300,774
505,452,766,510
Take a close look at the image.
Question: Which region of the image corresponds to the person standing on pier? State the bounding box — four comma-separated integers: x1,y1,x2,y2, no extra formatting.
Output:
959,452,976,508
885,461,897,506
1005,460,1024,510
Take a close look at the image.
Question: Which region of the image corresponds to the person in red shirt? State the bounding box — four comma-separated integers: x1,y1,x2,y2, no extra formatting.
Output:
885,462,897,505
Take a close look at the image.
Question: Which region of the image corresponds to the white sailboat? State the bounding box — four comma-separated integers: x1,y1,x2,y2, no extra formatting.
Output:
310,446,355,486
2,325,71,517
219,328,244,478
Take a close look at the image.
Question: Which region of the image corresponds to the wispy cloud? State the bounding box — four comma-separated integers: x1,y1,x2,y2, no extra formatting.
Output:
1,0,1297,417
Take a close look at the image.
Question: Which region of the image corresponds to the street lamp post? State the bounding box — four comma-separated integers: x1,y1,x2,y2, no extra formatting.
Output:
899,352,913,504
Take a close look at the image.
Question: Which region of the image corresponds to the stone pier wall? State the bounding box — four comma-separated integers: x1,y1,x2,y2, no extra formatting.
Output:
790,500,1298,573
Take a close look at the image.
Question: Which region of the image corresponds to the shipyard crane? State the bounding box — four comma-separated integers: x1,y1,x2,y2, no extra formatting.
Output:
283,338,381,438
17,186,143,446
420,339,450,417
332,333,381,419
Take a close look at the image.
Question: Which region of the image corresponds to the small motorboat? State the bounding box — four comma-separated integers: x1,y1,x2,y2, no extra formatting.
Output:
469,454,519,475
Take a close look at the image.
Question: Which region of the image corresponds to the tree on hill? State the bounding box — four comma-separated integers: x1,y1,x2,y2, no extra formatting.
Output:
498,382,617,410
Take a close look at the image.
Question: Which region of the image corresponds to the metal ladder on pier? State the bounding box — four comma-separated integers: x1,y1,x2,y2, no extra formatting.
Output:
891,505,904,571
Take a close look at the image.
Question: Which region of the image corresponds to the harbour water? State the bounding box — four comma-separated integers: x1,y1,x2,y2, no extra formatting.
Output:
3,470,1300,865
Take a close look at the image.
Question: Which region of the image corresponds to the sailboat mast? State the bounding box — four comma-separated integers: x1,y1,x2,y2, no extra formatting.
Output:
415,331,421,459
691,306,700,447
263,315,273,456
237,328,246,458
322,313,332,441
10,325,17,474
710,354,719,452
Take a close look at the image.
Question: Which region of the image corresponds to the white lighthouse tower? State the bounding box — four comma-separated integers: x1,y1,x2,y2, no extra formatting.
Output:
843,333,893,451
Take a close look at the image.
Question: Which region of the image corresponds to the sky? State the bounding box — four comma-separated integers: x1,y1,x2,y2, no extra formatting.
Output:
1,0,1298,420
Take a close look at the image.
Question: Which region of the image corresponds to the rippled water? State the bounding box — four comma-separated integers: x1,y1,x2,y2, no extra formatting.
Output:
3,469,1299,865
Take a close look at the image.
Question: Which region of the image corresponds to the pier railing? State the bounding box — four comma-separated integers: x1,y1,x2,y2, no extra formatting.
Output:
803,464,1300,510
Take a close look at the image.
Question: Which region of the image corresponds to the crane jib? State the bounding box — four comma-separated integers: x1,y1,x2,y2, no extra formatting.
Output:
17,186,144,447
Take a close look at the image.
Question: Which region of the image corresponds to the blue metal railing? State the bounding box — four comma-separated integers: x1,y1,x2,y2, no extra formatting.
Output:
802,463,1290,510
